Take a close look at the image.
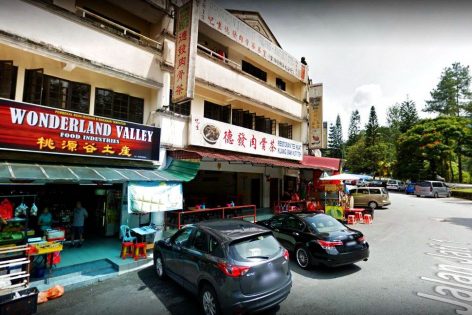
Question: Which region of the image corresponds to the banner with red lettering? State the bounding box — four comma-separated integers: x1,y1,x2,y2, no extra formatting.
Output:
0,99,160,161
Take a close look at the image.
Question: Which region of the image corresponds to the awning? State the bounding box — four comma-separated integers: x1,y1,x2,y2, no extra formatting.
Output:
0,160,199,184
168,147,304,169
169,148,341,171
300,155,341,171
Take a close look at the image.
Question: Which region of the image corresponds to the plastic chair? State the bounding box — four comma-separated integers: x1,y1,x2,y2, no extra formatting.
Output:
347,215,356,225
134,243,147,260
120,225,136,243
121,242,134,259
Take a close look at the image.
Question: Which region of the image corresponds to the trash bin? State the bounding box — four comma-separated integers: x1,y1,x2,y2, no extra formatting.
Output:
0,287,39,315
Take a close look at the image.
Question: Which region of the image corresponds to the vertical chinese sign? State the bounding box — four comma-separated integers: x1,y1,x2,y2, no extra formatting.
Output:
172,0,199,104
308,84,324,149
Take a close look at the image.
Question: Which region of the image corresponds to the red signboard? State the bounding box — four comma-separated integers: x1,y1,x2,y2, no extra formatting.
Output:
0,99,160,161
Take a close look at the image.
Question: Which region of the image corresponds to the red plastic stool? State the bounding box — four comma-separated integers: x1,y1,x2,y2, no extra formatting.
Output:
347,215,356,225
355,212,363,223
121,242,134,259
363,214,373,224
134,242,147,260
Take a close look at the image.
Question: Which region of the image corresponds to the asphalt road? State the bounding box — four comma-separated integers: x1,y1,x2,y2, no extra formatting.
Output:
37,193,472,315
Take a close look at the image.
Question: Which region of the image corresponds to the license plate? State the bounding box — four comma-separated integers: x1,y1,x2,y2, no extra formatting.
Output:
346,241,356,246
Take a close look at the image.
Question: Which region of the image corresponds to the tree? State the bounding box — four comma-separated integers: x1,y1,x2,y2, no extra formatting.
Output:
365,106,379,147
327,114,344,158
347,110,361,146
424,62,472,117
397,116,472,182
399,99,419,133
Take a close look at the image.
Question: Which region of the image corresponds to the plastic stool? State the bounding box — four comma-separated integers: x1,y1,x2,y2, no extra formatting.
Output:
121,242,134,259
134,242,147,260
363,214,373,224
347,215,356,225
355,212,363,223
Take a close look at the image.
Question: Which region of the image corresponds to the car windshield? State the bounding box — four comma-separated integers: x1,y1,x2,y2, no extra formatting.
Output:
229,234,281,261
305,215,346,233
418,182,431,187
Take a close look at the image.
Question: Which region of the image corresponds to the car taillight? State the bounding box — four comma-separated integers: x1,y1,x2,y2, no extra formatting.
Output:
217,262,250,277
283,248,289,261
430,186,433,192
358,236,366,243
317,240,343,249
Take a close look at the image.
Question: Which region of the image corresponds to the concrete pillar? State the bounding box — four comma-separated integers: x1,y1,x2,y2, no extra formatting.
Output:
156,71,171,110
151,212,164,241
14,65,25,102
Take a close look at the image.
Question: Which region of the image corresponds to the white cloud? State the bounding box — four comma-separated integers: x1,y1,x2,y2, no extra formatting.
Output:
352,84,383,109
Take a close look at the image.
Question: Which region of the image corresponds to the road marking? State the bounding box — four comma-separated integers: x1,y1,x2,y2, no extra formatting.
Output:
417,239,472,314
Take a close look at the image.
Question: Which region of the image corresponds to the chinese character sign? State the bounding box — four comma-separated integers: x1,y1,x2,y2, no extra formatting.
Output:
189,116,302,161
198,0,308,83
172,0,199,104
0,99,161,161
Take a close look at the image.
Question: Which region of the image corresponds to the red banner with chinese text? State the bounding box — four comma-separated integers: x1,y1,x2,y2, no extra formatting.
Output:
0,99,160,161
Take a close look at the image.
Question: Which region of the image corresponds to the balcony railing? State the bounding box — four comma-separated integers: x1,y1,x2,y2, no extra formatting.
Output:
76,6,162,51
197,44,241,70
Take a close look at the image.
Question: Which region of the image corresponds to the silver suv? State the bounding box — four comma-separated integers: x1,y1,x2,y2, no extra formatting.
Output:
415,181,451,198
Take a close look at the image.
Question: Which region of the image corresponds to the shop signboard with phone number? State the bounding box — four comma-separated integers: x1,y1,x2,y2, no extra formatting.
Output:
189,116,303,161
0,99,160,161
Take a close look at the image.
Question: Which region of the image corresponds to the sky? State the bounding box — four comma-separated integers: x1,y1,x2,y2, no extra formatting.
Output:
215,0,472,137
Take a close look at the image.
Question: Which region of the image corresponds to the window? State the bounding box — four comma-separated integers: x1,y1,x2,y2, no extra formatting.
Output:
255,116,276,135
209,236,224,258
357,188,369,195
269,215,287,228
169,90,191,115
95,88,144,123
232,109,254,129
23,69,90,113
204,101,231,123
192,230,208,252
242,60,267,82
306,215,345,233
279,123,293,139
370,189,381,195
0,61,18,100
229,234,280,261
276,78,286,91
284,216,304,231
433,182,443,188
172,227,195,247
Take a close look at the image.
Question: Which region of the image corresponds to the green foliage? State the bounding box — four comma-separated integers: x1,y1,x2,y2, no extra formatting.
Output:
424,62,472,117
347,110,361,146
399,99,419,133
327,114,344,158
396,116,472,181
365,106,379,147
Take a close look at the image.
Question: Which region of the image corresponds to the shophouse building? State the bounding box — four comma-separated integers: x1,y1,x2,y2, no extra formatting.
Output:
158,0,340,215
0,0,198,272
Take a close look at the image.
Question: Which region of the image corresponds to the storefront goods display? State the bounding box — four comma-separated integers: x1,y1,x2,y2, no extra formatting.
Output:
0,287,38,315
0,199,13,220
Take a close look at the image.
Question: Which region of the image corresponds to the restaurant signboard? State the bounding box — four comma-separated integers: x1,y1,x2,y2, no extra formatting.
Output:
189,116,303,161
0,99,160,161
172,0,199,103
198,0,308,82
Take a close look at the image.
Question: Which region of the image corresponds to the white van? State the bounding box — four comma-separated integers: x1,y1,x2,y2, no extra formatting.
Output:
386,179,405,191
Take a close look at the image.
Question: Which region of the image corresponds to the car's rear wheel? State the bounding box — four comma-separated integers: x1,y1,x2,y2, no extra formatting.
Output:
153,251,166,279
296,247,311,269
200,284,220,315
368,201,378,209
434,192,439,198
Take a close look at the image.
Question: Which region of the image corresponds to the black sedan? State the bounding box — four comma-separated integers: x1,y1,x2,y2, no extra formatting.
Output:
258,213,369,269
